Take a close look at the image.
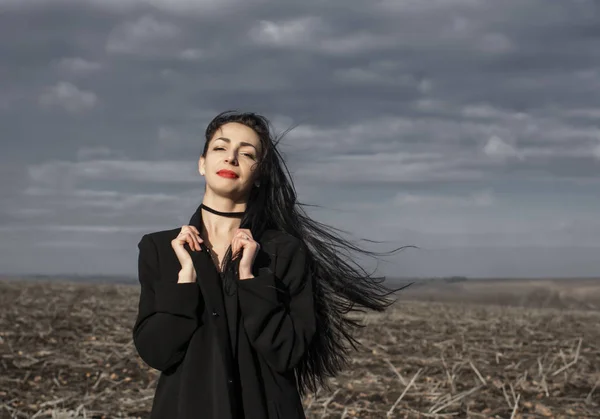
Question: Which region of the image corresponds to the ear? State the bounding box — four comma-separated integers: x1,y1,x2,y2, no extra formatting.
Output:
199,156,205,176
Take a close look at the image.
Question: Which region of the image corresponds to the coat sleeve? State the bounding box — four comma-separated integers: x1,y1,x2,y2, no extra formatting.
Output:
237,239,316,373
132,234,201,372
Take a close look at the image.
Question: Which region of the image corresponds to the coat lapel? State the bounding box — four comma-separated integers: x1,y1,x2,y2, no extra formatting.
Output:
188,205,236,378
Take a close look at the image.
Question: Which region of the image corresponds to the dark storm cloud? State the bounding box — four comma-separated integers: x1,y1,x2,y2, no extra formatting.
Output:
0,0,599,275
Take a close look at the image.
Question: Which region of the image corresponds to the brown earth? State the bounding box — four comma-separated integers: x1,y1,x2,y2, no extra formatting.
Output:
1,278,599,418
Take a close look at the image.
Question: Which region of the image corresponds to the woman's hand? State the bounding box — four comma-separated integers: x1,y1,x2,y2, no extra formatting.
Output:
171,225,203,269
231,228,260,280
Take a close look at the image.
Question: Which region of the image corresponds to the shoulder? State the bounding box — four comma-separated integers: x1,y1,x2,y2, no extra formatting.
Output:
138,228,180,251
260,229,304,259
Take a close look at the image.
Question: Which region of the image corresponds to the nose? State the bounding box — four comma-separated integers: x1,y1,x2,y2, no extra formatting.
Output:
225,153,238,165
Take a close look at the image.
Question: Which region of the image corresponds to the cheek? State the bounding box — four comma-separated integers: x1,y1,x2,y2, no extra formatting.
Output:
242,161,257,175
204,155,219,169
248,161,259,174
248,170,260,183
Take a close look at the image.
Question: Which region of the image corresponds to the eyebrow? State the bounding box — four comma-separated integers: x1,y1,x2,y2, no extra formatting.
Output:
214,137,257,150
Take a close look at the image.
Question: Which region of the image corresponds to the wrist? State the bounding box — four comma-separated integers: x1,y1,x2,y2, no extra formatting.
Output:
179,264,194,273
239,270,254,280
178,265,196,283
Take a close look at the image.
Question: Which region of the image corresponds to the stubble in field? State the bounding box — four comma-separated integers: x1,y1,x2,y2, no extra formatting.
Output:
0,279,598,418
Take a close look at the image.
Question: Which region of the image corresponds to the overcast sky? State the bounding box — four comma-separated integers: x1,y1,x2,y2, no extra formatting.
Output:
1,0,599,278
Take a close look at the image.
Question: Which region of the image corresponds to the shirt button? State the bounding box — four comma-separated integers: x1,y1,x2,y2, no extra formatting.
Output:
212,311,219,317
228,379,233,385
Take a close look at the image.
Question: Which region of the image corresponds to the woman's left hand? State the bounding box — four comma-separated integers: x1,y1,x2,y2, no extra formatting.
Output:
231,228,260,280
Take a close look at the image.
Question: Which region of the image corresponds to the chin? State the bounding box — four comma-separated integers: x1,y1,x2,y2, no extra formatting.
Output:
208,184,250,196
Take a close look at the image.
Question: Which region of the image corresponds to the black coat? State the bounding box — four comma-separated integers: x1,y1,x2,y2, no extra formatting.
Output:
132,207,316,419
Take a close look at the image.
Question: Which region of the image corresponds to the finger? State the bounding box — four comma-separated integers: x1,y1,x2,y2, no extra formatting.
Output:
180,227,194,244
231,237,239,258
175,232,188,247
176,231,188,245
180,231,199,251
237,237,249,257
235,231,251,242
241,238,259,254
190,232,201,251
186,234,196,251
234,237,245,258
188,226,203,250
239,229,253,239
182,225,199,235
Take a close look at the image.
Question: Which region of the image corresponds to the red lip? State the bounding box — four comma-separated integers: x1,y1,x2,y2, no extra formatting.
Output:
217,170,239,179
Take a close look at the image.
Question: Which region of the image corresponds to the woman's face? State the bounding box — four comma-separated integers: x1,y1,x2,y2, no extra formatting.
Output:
199,122,262,198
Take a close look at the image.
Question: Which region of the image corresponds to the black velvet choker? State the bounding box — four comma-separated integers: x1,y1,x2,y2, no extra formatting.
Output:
200,203,245,217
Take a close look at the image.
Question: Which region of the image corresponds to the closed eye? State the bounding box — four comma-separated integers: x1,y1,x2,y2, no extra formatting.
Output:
213,147,255,159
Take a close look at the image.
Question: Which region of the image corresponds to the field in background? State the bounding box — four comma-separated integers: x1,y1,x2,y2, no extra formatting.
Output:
393,277,600,310
1,278,599,418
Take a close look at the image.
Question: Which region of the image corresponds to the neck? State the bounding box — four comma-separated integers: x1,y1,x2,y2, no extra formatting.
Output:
200,195,246,240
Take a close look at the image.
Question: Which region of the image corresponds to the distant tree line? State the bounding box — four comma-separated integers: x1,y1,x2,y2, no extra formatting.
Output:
443,276,469,283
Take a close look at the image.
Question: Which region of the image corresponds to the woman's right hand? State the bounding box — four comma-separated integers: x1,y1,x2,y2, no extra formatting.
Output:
171,225,203,269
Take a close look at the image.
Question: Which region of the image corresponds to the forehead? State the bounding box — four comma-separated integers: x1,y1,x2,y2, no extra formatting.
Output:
212,122,260,147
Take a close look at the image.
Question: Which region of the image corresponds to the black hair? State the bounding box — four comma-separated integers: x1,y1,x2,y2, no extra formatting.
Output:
202,110,415,397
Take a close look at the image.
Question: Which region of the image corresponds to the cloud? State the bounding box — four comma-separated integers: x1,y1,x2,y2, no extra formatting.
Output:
567,108,600,120
295,152,483,184
393,189,495,208
333,62,426,88
106,15,181,56
376,0,484,13
593,143,600,160
38,82,97,113
157,126,189,151
55,57,102,74
483,136,523,160
99,0,234,14
178,48,204,61
461,103,524,120
0,96,10,110
477,32,513,54
76,146,124,161
22,188,180,212
319,32,398,55
0,223,156,234
27,159,199,186
0,0,235,14
249,17,323,47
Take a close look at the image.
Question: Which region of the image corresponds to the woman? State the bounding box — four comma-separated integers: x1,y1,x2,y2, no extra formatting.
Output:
133,111,411,419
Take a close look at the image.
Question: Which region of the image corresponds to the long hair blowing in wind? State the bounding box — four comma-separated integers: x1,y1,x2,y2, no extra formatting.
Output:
202,111,415,397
